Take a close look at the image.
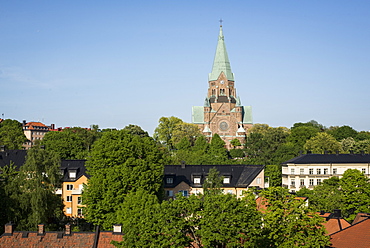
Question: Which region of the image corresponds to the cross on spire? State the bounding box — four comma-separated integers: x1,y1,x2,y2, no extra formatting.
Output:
219,18,223,27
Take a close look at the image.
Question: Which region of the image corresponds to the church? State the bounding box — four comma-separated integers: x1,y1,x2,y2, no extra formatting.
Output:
192,24,253,149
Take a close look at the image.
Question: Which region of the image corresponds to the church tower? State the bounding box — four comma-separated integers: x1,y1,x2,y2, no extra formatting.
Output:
192,23,253,149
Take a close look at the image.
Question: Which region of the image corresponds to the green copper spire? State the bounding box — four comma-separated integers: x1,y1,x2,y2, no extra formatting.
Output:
208,24,234,81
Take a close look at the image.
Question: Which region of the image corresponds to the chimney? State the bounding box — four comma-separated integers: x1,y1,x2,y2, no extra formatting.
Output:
333,209,342,218
65,223,71,236
4,222,14,236
37,224,45,236
181,161,186,169
113,224,122,234
23,120,26,127
51,124,55,130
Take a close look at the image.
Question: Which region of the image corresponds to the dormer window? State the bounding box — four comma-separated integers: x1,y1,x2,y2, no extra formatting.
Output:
69,170,76,179
166,177,173,184
223,177,230,184
193,177,201,184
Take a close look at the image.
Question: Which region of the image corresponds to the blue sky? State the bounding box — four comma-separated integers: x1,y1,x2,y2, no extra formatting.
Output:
1,1,370,134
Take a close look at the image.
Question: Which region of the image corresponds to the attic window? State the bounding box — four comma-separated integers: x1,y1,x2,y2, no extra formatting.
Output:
69,170,76,179
223,177,230,184
166,177,173,184
193,177,201,184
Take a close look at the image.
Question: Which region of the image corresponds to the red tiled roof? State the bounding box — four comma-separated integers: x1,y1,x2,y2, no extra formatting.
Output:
25,122,48,129
323,218,351,235
330,218,370,248
0,228,122,248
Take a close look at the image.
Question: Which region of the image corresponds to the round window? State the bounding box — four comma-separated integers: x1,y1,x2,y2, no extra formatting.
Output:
219,121,229,131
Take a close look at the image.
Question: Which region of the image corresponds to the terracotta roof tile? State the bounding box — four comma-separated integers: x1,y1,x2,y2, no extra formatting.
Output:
330,218,370,248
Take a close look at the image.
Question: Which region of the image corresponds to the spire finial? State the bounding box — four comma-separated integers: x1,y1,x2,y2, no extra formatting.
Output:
219,18,223,27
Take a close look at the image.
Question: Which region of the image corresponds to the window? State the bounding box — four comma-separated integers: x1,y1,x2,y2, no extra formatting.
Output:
66,184,73,190
300,168,304,174
223,177,230,184
256,177,261,184
291,179,295,186
333,168,337,174
77,208,83,217
324,168,328,175
66,196,72,202
317,179,322,185
166,190,174,197
166,177,173,184
309,179,314,186
317,169,321,175
227,190,233,194
77,197,82,205
291,168,295,174
309,169,313,175
193,177,201,184
66,207,72,214
300,179,305,186
179,190,188,197
362,168,366,174
69,170,76,179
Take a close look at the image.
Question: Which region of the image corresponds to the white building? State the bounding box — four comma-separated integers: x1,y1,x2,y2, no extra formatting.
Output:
282,153,370,192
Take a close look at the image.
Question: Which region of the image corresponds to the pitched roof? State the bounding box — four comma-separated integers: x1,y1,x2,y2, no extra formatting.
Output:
0,225,122,248
164,164,264,188
0,150,27,170
282,153,370,165
60,160,90,181
208,25,234,81
24,122,48,129
330,217,370,248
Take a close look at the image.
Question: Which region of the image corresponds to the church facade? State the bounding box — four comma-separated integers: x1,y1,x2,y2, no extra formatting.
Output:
192,25,253,149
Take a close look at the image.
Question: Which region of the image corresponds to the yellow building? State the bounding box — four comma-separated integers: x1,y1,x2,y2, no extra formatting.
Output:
58,160,89,217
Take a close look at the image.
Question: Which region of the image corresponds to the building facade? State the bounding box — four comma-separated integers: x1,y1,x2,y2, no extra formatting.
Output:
192,24,252,149
164,164,265,198
22,121,52,149
282,153,370,192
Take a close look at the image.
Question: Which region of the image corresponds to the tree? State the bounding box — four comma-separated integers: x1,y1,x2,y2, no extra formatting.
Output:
340,169,370,221
0,119,27,149
287,126,320,151
203,167,223,196
259,187,330,247
230,138,241,148
304,132,342,154
153,116,183,150
83,129,164,229
327,125,358,141
6,146,64,230
198,192,262,247
41,131,87,160
305,177,344,214
171,122,202,146
122,124,149,138
264,164,282,187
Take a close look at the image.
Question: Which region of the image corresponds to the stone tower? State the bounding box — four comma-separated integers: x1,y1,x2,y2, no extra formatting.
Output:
192,24,253,149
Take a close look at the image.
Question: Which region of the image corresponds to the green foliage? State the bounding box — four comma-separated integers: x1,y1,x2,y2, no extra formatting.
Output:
245,125,290,165
327,125,358,141
340,169,370,221
230,138,241,147
304,177,344,214
259,187,330,247
122,124,149,138
0,119,27,149
83,129,164,230
304,132,342,154
203,167,223,195
2,147,64,231
287,126,320,150
153,116,183,150
229,148,244,158
264,164,282,187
